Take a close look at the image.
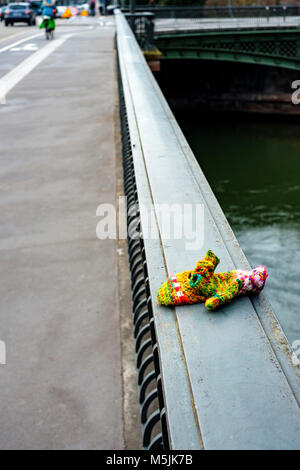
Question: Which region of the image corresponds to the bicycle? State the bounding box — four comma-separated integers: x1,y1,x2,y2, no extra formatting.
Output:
41,15,55,40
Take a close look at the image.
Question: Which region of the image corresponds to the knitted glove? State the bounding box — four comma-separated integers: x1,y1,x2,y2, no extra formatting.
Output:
157,250,268,311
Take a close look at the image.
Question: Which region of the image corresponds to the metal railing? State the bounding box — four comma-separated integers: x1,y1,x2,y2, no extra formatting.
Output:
117,38,167,451
125,6,300,42
125,12,156,51
122,5,300,19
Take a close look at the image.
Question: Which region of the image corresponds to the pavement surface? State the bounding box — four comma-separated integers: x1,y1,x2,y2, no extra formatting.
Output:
0,16,140,449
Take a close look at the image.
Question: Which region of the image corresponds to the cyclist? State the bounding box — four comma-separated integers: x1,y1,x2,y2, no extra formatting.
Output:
40,0,56,39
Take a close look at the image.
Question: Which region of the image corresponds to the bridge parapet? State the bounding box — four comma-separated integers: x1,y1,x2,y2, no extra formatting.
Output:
116,9,300,450
122,5,300,20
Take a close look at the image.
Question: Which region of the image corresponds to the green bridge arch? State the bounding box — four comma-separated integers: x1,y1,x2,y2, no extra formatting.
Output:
155,29,300,70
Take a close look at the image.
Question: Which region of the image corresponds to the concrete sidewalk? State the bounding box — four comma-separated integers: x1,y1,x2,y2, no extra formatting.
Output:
0,23,140,449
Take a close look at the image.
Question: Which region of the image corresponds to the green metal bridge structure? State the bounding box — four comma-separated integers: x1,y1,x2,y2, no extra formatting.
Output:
155,29,300,71
124,5,300,71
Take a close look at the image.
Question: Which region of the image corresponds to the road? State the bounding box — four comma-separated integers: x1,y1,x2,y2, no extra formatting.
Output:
155,15,300,33
0,17,139,450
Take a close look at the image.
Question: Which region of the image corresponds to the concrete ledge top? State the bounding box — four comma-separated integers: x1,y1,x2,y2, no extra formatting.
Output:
116,10,300,450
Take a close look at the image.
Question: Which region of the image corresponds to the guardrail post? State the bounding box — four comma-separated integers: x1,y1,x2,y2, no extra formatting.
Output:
283,5,287,22
145,13,155,51
129,0,136,33
265,5,270,22
227,2,233,19
130,0,135,15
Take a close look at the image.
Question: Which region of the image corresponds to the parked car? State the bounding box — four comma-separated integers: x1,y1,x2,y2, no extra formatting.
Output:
28,0,42,16
4,2,36,26
0,5,8,22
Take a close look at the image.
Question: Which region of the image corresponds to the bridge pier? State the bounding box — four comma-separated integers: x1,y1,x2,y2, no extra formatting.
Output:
143,50,162,72
156,59,300,115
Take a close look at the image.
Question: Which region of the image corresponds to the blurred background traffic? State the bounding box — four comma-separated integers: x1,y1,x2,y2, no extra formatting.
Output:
0,0,118,27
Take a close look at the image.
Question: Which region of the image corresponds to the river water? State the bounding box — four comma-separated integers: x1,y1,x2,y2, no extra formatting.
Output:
177,111,300,345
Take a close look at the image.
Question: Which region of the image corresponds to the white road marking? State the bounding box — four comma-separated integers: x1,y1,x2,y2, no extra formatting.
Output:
10,43,39,52
0,34,72,104
0,33,43,54
97,19,114,28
